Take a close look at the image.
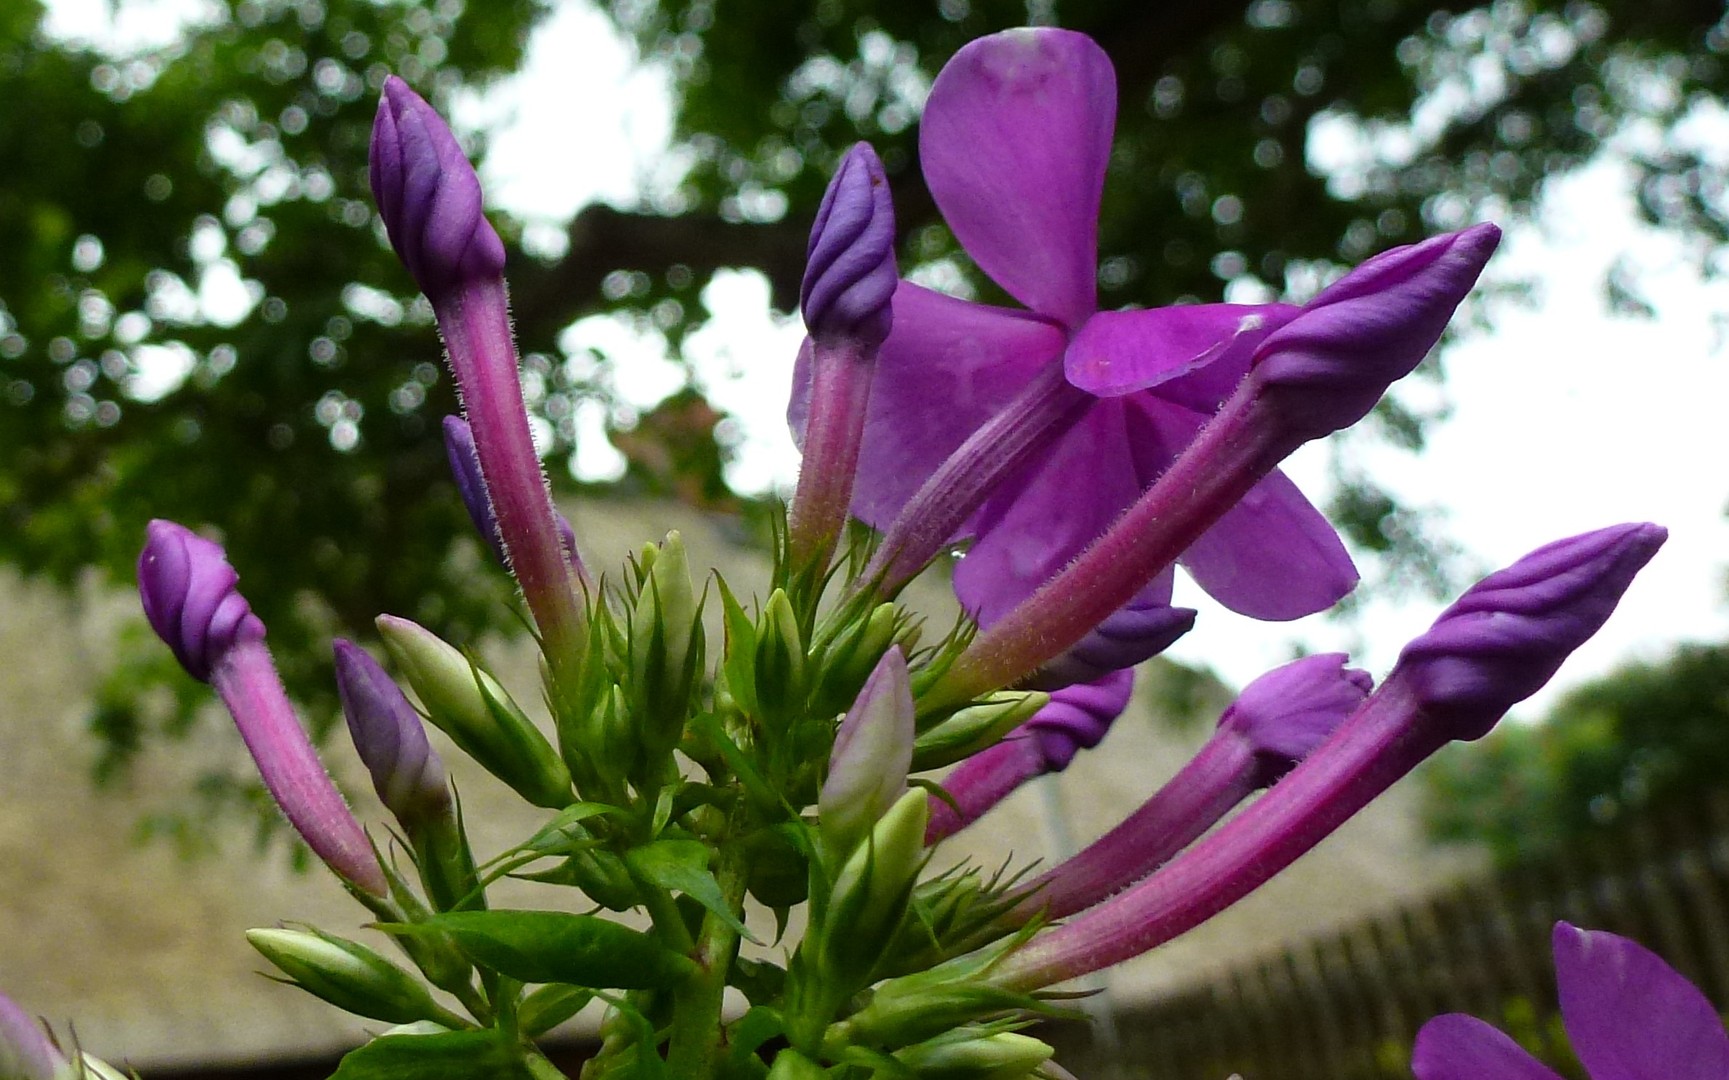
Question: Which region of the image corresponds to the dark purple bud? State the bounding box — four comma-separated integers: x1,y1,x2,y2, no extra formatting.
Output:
1249,223,1501,443
1221,653,1373,787
1394,522,1667,742
1026,667,1136,771
1025,601,1195,691
370,76,506,298
334,639,451,828
801,142,898,348
139,519,265,682
443,415,586,579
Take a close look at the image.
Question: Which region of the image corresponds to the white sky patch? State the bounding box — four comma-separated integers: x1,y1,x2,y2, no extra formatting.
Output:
41,0,219,53
683,270,804,497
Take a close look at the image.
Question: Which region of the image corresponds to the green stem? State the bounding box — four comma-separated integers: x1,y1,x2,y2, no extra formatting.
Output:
664,845,749,1077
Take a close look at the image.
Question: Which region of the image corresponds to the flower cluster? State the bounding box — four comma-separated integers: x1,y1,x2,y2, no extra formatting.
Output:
0,25,1673,1080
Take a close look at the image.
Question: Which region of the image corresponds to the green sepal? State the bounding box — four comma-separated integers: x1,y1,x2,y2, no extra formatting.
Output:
388,910,697,990
518,984,594,1038
754,588,808,735
910,692,1048,771
329,1030,531,1080
717,576,761,719
626,838,760,944
518,849,640,911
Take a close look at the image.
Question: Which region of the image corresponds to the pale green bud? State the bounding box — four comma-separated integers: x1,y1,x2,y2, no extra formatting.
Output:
247,927,443,1024
754,588,808,731
811,601,901,716
820,647,914,859
894,1031,1053,1080
377,615,572,808
823,788,928,986
766,1049,827,1080
73,1056,127,1080
628,532,703,763
912,691,1049,770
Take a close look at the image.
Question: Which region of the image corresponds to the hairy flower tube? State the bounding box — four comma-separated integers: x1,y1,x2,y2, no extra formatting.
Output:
1011,654,1370,919
786,141,898,580
804,27,1357,632
983,523,1663,990
1413,921,1729,1079
371,77,584,674
138,521,387,897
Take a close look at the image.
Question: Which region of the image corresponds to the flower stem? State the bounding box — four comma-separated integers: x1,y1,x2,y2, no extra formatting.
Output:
664,843,749,1077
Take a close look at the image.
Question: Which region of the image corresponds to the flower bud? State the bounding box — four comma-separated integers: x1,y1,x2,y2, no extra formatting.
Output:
896,1031,1054,1080
334,639,452,830
801,142,898,349
1023,600,1194,691
0,992,69,1080
138,519,262,683
766,1049,827,1080
376,615,572,809
911,689,1051,772
247,927,446,1025
822,789,930,988
1219,652,1374,787
753,588,808,733
628,533,704,765
810,600,902,717
820,647,915,858
369,76,506,298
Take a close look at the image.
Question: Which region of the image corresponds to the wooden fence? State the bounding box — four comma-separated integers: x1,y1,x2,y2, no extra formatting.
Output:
1042,790,1729,1080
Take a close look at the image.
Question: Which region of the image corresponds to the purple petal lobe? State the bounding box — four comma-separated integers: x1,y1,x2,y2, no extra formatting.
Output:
1220,653,1372,786
953,403,1141,626
921,28,1115,327
370,76,506,297
802,282,1066,531
802,142,898,347
1250,224,1500,442
1027,595,1194,691
1412,1015,1564,1080
1554,921,1729,1080
334,639,449,825
1063,304,1296,398
1177,469,1358,620
1026,668,1136,771
138,519,266,682
443,414,507,565
1396,523,1666,742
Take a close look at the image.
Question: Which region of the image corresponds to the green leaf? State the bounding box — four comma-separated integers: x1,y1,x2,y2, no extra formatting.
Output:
627,839,760,944
329,1030,531,1080
410,910,696,989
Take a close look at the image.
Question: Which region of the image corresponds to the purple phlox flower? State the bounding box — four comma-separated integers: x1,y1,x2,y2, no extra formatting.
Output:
794,27,1357,628
787,143,899,574
985,524,1663,990
371,80,584,672
138,521,388,897
334,638,452,829
442,416,585,579
1414,921,1729,1080
1015,653,1368,920
1024,596,1195,691
801,141,898,349
926,668,1133,844
0,992,66,1080
370,76,506,298
138,519,263,682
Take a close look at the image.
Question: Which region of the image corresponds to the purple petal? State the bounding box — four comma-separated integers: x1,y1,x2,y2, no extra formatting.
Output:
802,142,898,347
1554,922,1729,1080
1220,653,1372,786
1249,224,1500,443
798,282,1066,531
1412,1014,1563,1080
138,519,265,682
1397,523,1667,742
1026,594,1194,691
1063,304,1297,398
921,28,1114,328
443,414,507,565
370,77,506,297
952,402,1141,626
1177,469,1358,620
1026,667,1136,770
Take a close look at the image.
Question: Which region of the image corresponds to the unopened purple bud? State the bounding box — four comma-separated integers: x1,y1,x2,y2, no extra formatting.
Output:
1248,223,1500,443
443,416,585,577
334,639,451,829
1026,668,1136,771
370,76,506,297
801,142,897,348
1394,522,1668,741
1220,653,1373,787
1025,601,1195,691
821,646,916,857
138,519,264,683
0,992,65,1080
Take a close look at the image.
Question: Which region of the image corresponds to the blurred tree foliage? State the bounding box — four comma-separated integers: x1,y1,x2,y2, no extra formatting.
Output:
1425,643,1729,864
3,0,1728,841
